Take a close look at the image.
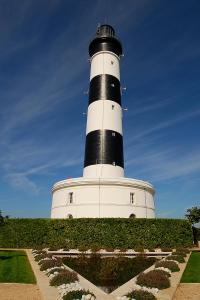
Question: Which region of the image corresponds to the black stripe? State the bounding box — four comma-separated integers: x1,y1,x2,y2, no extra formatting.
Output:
89,37,122,57
89,74,121,105
84,130,124,168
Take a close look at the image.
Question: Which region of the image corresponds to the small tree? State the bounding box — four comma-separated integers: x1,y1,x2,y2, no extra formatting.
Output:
0,210,4,226
185,206,200,225
0,210,9,226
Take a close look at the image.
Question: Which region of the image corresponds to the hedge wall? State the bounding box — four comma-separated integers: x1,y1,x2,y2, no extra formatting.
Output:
0,218,193,249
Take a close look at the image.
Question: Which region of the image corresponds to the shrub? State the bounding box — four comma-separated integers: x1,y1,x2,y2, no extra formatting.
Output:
47,267,64,275
32,248,45,252
34,254,47,261
173,248,190,257
155,269,171,277
172,251,187,257
90,245,101,252
134,246,144,252
155,260,180,272
175,247,190,254
50,269,78,286
136,269,170,289
105,247,114,252
0,218,193,249
78,246,89,252
48,247,58,251
166,255,185,263
119,248,127,252
126,289,156,300
33,250,46,255
38,256,53,265
161,247,172,252
38,259,48,265
40,259,62,271
62,290,96,300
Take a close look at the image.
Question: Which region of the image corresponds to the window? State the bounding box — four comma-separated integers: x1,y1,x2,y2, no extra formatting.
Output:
112,132,115,136
112,162,116,166
111,83,115,87
111,60,114,65
112,104,115,110
129,213,136,218
69,192,73,204
67,214,73,219
130,192,135,204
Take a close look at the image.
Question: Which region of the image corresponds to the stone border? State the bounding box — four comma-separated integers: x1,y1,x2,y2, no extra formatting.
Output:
156,253,190,300
26,249,60,300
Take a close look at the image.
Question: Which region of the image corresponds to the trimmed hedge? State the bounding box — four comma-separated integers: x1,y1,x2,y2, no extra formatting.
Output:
0,218,193,248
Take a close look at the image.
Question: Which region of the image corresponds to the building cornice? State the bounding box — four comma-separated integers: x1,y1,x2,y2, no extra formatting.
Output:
52,177,155,194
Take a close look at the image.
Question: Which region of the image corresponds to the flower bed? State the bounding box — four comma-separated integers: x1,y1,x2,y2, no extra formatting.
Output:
32,249,96,300
126,289,157,300
118,250,189,300
136,269,170,289
32,248,189,300
62,254,157,293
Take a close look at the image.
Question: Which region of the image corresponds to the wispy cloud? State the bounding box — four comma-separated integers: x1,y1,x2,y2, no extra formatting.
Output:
126,146,200,183
127,107,200,143
127,97,172,116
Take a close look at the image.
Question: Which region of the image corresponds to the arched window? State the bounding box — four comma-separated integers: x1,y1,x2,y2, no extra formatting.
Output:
67,214,73,219
129,213,136,218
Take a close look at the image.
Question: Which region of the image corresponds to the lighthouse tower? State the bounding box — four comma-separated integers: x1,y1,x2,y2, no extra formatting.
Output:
51,25,155,219
84,25,124,179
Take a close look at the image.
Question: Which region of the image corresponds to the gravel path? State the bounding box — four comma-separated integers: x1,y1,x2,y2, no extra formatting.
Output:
173,283,200,300
0,283,43,300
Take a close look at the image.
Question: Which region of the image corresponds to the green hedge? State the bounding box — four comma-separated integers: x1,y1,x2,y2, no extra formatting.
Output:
0,218,193,249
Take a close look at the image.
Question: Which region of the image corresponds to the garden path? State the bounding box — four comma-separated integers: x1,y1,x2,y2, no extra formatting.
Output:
173,283,200,300
0,283,42,300
26,249,60,300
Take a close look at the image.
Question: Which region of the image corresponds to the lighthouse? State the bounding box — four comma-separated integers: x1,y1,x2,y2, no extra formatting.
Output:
84,24,124,179
51,25,156,219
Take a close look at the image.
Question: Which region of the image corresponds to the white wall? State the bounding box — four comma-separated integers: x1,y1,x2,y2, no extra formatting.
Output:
51,177,155,219
86,101,122,134
90,51,120,80
83,164,124,178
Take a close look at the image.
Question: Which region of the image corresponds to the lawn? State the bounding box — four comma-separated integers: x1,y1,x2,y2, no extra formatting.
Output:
0,250,36,283
181,252,200,283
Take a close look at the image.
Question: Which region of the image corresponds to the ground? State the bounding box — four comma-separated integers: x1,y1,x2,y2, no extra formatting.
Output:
0,283,42,300
173,283,200,300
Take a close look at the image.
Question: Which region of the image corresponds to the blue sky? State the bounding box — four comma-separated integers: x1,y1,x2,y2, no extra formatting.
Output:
0,0,200,218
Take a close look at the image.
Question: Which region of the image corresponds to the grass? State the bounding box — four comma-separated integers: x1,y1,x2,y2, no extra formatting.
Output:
0,250,36,283
181,252,200,283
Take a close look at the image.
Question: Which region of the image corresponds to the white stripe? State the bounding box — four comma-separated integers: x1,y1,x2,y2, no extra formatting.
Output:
86,100,122,135
90,51,120,80
83,164,124,178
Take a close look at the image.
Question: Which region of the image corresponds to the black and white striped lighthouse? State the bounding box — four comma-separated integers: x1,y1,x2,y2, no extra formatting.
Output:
83,24,124,178
51,24,156,219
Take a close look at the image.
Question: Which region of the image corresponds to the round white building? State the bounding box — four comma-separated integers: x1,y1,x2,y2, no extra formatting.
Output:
51,25,155,219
